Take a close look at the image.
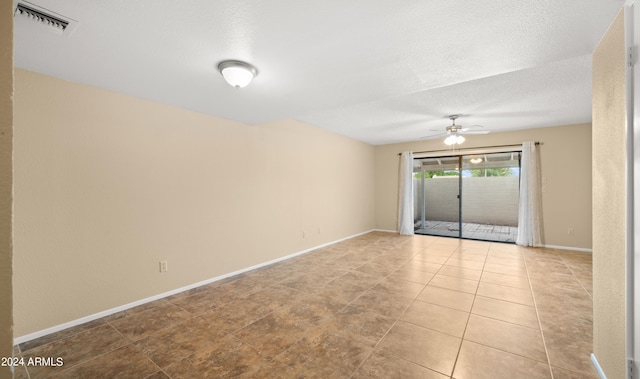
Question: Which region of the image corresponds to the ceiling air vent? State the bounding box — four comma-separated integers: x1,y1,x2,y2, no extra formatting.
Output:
14,2,78,36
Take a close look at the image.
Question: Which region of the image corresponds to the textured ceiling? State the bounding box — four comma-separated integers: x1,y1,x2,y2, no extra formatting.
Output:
13,0,624,145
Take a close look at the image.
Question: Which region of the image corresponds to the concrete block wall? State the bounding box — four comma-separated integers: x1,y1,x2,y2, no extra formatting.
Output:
414,176,519,226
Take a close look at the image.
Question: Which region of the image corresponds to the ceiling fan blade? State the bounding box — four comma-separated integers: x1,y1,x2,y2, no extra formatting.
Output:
459,130,490,135
420,132,448,139
460,125,485,131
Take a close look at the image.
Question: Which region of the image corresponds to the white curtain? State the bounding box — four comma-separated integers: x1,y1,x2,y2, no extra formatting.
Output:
398,151,414,235
516,141,541,246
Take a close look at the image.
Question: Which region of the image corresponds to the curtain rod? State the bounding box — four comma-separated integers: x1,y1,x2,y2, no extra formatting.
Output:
397,142,541,156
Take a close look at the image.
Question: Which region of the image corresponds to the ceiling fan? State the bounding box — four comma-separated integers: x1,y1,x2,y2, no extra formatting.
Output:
426,115,490,145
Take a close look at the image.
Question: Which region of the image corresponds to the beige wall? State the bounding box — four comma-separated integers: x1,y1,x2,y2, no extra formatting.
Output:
0,1,13,378
375,123,592,249
592,10,627,379
13,69,376,337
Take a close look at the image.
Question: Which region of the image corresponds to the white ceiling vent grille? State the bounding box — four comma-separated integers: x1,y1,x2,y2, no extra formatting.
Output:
14,2,78,36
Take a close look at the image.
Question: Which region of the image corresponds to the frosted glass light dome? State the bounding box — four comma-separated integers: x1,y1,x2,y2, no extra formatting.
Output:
218,60,258,88
444,134,465,145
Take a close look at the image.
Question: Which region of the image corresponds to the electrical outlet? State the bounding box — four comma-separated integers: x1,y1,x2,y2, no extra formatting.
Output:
159,260,168,272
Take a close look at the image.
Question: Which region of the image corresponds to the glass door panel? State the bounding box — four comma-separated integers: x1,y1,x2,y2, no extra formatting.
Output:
413,156,461,237
460,152,521,242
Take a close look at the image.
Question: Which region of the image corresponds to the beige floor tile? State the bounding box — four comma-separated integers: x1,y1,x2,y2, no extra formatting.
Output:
279,272,334,293
341,289,414,320
389,267,436,284
476,282,534,306
414,254,450,264
417,286,475,312
551,365,600,379
327,270,381,292
133,315,228,368
165,289,220,315
485,256,526,268
377,321,461,376
450,252,487,262
22,324,128,379
240,283,303,309
438,265,483,281
481,271,531,289
354,351,449,379
248,360,300,379
472,296,539,329
276,330,372,378
453,341,552,379
18,319,108,352
13,364,29,379
144,371,171,379
331,306,397,347
429,274,479,294
544,330,597,377
201,299,273,334
417,248,456,257
108,301,192,342
401,260,443,273
164,335,268,379
401,301,470,337
483,262,528,277
48,345,158,379
354,261,400,276
373,278,427,299
445,258,486,270
464,314,547,363
232,310,310,358
487,249,523,260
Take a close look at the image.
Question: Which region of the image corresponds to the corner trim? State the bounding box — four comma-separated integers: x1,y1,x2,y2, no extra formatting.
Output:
14,229,376,345
591,353,608,379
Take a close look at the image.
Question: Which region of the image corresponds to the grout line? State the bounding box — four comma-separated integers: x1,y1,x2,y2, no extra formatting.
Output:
557,253,593,300
521,248,556,379
350,242,445,378
449,241,490,378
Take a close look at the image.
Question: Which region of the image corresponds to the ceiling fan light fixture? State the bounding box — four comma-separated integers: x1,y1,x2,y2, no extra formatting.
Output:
218,60,258,88
444,134,465,145
444,135,458,145
470,157,483,164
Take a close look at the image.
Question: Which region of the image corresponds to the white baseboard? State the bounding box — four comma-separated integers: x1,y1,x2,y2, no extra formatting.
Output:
14,229,376,346
590,353,607,379
541,244,593,253
373,229,398,234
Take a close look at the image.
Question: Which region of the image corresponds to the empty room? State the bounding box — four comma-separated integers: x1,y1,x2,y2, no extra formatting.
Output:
0,1,636,378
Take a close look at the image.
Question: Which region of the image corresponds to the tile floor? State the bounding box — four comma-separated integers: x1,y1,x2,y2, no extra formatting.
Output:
13,232,597,378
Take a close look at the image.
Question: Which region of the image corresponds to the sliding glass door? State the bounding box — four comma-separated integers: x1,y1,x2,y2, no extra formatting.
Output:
414,156,461,238
414,151,521,243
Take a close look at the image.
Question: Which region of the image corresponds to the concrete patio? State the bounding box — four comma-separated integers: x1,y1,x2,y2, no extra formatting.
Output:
415,221,518,243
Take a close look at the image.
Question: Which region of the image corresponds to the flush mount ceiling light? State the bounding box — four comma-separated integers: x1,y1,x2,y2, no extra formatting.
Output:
218,60,258,88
